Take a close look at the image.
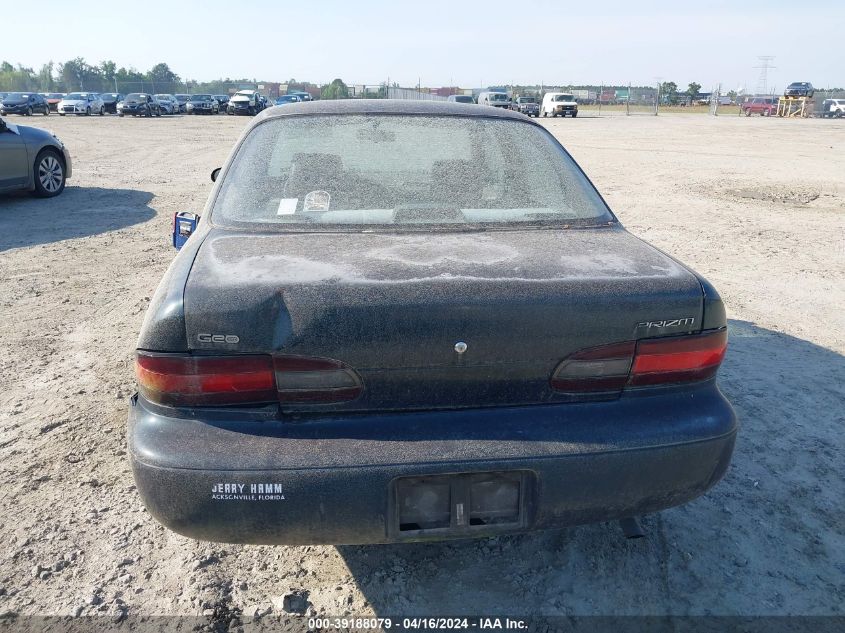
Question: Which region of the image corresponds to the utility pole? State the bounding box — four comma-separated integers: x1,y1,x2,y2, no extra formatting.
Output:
754,56,775,96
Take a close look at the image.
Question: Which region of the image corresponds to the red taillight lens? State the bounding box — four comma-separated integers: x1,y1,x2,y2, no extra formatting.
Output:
550,329,727,394
136,353,276,406
630,329,727,386
135,352,363,406
274,355,362,403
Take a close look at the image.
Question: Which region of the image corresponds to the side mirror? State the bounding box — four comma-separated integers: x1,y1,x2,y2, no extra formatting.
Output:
211,168,221,182
173,212,200,250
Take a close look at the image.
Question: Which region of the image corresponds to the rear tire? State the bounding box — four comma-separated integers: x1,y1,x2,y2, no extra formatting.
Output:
43,107,49,116
99,106,105,115
85,107,91,116
745,109,751,117
31,149,66,198
572,112,578,118
26,107,33,116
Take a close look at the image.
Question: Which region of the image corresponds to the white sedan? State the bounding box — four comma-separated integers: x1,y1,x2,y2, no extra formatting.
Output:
57,92,105,116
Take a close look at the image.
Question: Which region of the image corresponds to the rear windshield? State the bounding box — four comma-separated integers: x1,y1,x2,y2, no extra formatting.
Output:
211,115,613,231
488,93,509,101
451,96,473,103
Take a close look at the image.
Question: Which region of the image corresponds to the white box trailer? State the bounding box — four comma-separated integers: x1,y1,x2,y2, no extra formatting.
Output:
572,89,597,103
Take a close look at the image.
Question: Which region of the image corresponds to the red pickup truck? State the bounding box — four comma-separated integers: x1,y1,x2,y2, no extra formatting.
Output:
741,96,777,116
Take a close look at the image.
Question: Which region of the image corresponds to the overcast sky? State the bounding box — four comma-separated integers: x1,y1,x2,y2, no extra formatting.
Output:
8,0,843,90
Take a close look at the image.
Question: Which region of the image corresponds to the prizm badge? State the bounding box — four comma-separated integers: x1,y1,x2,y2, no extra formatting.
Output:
197,333,240,344
636,318,696,329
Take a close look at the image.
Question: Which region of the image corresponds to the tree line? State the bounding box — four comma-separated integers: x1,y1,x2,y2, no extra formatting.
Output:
0,59,323,96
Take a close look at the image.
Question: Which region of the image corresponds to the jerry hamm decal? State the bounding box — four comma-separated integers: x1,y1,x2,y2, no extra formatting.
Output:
211,482,285,501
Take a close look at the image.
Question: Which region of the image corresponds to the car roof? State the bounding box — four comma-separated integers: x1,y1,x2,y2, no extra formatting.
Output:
254,99,529,122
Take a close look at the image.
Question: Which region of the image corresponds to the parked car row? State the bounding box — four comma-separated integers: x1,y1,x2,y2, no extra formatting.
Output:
0,92,52,116
446,92,577,118
0,89,315,119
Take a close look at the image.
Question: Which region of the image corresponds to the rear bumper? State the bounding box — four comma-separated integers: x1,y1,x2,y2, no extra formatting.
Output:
128,383,737,545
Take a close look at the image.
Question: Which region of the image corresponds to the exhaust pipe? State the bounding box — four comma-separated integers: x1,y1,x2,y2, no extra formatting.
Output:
619,516,645,539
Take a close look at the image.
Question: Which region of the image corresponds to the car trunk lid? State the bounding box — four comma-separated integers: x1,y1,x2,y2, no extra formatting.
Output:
183,227,704,412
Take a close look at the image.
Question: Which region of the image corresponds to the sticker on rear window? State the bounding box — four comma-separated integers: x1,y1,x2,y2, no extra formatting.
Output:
276,198,298,215
304,190,330,211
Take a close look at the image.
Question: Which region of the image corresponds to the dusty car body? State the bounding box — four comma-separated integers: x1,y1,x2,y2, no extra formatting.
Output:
0,116,72,196
130,100,736,545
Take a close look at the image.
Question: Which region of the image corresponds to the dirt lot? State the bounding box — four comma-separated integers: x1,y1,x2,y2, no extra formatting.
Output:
0,111,843,623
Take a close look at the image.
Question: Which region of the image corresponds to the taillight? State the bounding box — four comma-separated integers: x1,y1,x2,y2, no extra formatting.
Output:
550,341,635,393
550,329,727,394
135,352,362,407
274,355,362,403
136,353,277,406
629,329,727,386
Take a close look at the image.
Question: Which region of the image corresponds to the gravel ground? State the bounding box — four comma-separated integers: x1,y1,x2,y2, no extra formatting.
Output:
0,112,842,623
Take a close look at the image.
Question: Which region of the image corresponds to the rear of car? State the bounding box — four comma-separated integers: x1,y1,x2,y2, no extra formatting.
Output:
130,102,736,545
